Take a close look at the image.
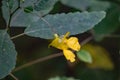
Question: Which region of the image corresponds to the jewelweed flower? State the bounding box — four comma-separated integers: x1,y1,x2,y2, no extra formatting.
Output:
49,32,81,62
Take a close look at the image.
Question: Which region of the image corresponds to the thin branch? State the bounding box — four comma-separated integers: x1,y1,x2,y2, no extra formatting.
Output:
11,33,25,39
13,36,93,72
80,36,93,46
9,73,19,80
104,34,120,38
13,52,63,72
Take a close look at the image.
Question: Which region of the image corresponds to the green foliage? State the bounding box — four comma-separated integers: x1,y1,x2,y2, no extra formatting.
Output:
20,0,37,7
2,0,18,24
25,11,106,39
0,30,17,79
82,44,114,70
24,6,33,13
76,50,92,63
75,66,117,80
10,10,39,27
2,0,58,27
2,2,9,24
34,0,58,11
60,0,110,11
119,16,120,22
7,0,14,9
93,4,120,41
2,0,18,12
48,76,77,80
0,0,119,79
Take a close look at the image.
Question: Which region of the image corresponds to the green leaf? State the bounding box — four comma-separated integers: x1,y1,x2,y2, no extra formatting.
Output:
76,50,92,63
10,9,45,27
0,30,17,79
2,0,18,24
25,11,106,39
10,9,46,27
24,6,33,13
34,0,58,11
7,0,14,9
89,1,110,11
2,0,55,27
10,10,38,27
20,0,35,7
48,76,77,80
60,0,110,11
93,4,120,41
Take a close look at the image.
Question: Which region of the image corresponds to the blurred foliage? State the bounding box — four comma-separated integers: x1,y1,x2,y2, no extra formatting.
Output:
75,65,118,80
60,0,110,11
93,4,120,41
82,44,114,70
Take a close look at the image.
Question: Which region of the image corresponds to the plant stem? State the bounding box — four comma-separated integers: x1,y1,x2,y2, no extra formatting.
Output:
13,52,63,72
104,34,120,38
80,36,93,45
9,73,19,80
11,33,25,39
13,35,93,72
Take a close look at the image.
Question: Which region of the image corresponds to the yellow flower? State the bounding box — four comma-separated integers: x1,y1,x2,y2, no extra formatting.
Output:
63,49,75,62
67,37,80,51
49,32,81,62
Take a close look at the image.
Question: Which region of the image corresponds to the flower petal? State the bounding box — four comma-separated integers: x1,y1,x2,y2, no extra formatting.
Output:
63,49,75,62
63,32,70,38
67,37,81,51
49,36,68,50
